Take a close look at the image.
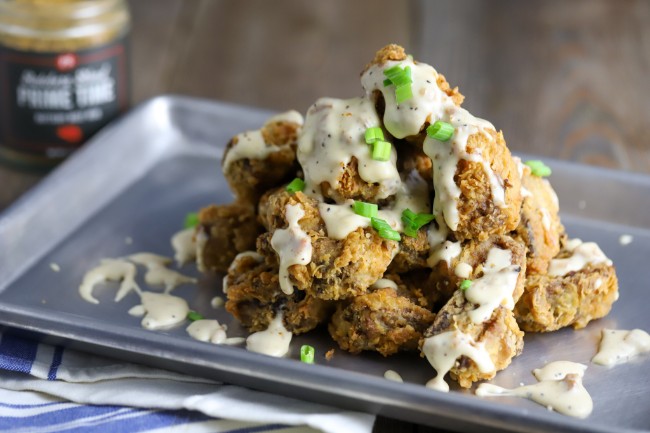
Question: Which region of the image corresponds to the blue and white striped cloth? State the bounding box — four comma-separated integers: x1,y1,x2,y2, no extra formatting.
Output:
0,332,375,433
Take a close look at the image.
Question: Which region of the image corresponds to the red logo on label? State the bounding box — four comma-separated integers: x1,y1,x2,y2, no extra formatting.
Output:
56,53,78,71
56,125,83,143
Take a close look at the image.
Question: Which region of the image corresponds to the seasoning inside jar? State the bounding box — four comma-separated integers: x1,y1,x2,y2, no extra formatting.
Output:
0,0,131,169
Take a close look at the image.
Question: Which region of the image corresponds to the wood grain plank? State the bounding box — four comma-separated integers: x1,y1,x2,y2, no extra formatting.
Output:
165,0,410,113
127,0,191,103
413,0,650,172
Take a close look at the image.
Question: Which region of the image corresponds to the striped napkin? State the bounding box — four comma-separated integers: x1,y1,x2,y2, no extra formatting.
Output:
0,331,375,433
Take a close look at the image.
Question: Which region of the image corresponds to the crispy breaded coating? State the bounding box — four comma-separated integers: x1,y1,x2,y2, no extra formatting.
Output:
225,253,332,334
453,130,522,241
363,44,464,106
428,235,528,308
423,291,524,388
259,226,398,301
320,157,391,205
223,117,301,204
511,165,563,275
257,190,398,300
329,285,435,356
514,262,618,332
196,202,263,273
388,229,430,274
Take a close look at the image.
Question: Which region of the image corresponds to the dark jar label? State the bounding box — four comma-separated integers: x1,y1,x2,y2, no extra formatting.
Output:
0,37,129,159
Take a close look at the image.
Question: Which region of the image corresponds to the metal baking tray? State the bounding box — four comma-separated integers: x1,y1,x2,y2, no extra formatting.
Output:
0,96,648,433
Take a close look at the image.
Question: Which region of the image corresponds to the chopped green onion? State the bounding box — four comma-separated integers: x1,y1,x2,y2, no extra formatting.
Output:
395,85,413,104
401,208,435,238
372,140,392,161
460,280,472,291
352,201,378,218
184,212,199,229
301,345,315,364
371,217,401,241
187,311,204,321
524,160,552,177
426,121,455,141
383,64,413,104
383,65,404,79
364,127,384,144
286,178,305,193
378,229,401,242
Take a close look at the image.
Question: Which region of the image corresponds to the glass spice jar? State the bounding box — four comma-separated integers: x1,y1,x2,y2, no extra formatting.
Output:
0,0,131,169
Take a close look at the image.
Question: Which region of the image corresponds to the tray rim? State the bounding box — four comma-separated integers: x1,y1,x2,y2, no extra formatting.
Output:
0,95,648,433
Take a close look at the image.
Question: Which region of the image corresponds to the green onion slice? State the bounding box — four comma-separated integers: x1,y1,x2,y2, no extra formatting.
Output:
524,160,552,177
383,65,404,79
372,140,392,161
383,64,413,104
395,85,413,104
401,208,435,238
426,121,455,141
352,201,378,218
460,280,472,291
286,178,305,193
378,229,401,242
301,345,315,364
184,212,199,229
371,217,401,241
187,311,204,321
364,127,384,144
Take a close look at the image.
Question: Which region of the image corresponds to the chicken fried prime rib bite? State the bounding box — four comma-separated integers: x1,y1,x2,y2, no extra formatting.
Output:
361,46,522,244
222,110,302,204
196,202,263,273
329,275,435,356
515,239,619,332
256,189,399,300
297,96,402,204
511,159,564,275
224,252,332,333
420,235,527,390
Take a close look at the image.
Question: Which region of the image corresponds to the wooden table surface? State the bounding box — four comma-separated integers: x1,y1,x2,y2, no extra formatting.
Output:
1,1,648,431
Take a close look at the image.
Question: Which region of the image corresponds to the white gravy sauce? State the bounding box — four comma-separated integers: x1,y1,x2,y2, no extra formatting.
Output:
138,292,190,331
427,240,461,267
384,370,403,382
370,278,399,290
186,319,244,345
422,330,495,392
297,97,401,200
80,254,199,333
619,234,633,245
211,296,224,309
79,259,140,304
319,201,370,240
476,361,593,419
463,248,520,323
548,240,612,277
454,262,473,278
465,265,520,324
128,253,197,292
592,329,650,367
171,227,196,266
194,229,209,273
222,110,303,171
271,204,312,295
246,314,293,357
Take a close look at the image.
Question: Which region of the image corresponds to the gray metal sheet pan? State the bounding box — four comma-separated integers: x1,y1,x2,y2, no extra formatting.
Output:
0,96,648,433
